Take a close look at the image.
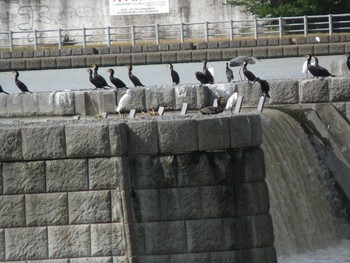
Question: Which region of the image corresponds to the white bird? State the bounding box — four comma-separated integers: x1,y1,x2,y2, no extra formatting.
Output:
302,57,316,78
116,89,132,114
226,92,238,111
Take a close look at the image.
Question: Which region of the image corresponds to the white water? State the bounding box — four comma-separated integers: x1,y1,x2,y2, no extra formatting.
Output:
261,109,350,263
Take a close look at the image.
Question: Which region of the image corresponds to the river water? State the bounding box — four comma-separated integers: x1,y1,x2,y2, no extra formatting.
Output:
1,55,350,263
0,55,346,94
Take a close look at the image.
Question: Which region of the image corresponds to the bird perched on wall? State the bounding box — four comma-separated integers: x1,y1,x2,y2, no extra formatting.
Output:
230,56,260,80
306,54,318,77
225,92,238,112
225,63,234,82
200,97,225,114
346,53,350,71
195,71,210,85
242,60,257,85
168,63,180,84
116,89,132,114
88,68,103,89
13,70,31,94
313,56,335,79
203,59,214,84
302,55,316,78
0,85,9,95
256,78,271,98
92,64,111,89
107,69,127,89
127,64,145,87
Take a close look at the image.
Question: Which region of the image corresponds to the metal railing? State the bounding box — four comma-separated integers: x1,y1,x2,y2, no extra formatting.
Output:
0,13,349,51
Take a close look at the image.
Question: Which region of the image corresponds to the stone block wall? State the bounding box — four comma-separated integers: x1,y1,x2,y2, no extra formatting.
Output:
0,113,277,263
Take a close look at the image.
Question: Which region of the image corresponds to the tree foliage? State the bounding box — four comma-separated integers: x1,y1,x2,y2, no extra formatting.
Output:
227,0,350,18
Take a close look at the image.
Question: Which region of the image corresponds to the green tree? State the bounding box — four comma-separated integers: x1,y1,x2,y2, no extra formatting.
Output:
227,0,350,17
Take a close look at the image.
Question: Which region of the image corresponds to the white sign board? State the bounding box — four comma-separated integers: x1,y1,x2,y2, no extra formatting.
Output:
109,0,169,16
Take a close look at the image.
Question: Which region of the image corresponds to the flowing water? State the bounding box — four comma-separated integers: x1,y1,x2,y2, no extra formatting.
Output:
261,109,350,263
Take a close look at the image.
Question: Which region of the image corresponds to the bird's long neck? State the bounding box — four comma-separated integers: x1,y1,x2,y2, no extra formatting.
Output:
14,72,19,81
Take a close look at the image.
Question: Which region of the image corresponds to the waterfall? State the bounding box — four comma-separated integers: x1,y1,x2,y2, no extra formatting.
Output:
260,109,350,258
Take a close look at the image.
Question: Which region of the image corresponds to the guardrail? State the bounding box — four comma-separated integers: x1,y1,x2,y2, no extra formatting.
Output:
0,13,350,51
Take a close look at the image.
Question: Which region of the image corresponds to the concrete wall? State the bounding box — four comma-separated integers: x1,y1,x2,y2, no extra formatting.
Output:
0,112,276,262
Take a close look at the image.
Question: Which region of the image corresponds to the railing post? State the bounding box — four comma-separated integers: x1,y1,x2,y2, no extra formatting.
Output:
328,14,333,35
303,15,308,37
205,21,209,42
131,25,135,46
278,17,283,38
155,24,159,45
229,20,234,41
33,30,38,50
253,18,258,39
82,27,87,48
58,28,62,50
107,26,111,47
180,22,184,43
9,31,13,52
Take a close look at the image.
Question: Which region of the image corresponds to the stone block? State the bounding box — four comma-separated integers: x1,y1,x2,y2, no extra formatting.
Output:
91,223,126,256
0,127,22,161
46,159,88,192
99,47,110,54
243,246,278,263
237,48,253,57
120,46,132,53
229,114,262,148
201,185,235,218
267,79,299,105
72,56,87,68
192,50,207,62
22,92,39,116
233,149,266,183
280,38,292,45
298,45,314,56
144,221,186,254
0,60,11,71
295,37,307,44
102,55,117,66
72,48,83,56
147,53,162,64
186,219,225,252
223,217,254,249
158,119,197,153
29,260,69,263
74,91,88,115
197,117,230,151
0,195,25,227
26,58,41,70
2,161,45,194
65,124,111,157
26,193,68,226
132,53,147,65
12,51,23,58
132,45,143,53
34,50,45,57
181,42,194,50
110,46,121,54
53,91,76,115
169,43,180,51
56,57,71,69
161,51,177,64
116,54,132,66
87,56,102,67
208,42,218,49
159,44,169,51
145,85,175,110
253,47,268,58
160,188,201,220
89,158,120,190
197,42,208,49
177,51,192,63
283,46,299,57
109,122,128,156
222,49,237,60
1,51,12,59
21,125,66,160
112,257,128,263
196,85,211,108
0,229,4,261
61,48,72,56
218,41,231,48
174,85,197,109
135,189,161,222
268,46,283,58
6,227,48,261
245,40,257,47
170,253,210,263
329,77,350,101
210,251,243,262
11,59,26,70
111,190,124,222
207,50,222,61
314,44,329,55
68,190,111,224
230,40,241,48
257,39,268,46
23,51,34,58
0,95,7,117
299,78,329,103
267,38,279,46
126,120,159,155
41,58,57,69
329,43,345,55
48,225,91,258
235,181,270,216
50,50,61,57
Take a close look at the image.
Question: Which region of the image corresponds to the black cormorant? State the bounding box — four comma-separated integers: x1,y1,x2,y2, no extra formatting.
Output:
92,64,111,89
306,54,319,77
200,97,225,114
346,53,350,71
88,68,103,89
242,60,257,85
13,70,31,93
0,85,9,95
256,78,271,98
313,56,335,79
107,69,127,89
195,71,210,85
225,63,234,82
127,64,145,87
203,59,214,84
168,63,180,84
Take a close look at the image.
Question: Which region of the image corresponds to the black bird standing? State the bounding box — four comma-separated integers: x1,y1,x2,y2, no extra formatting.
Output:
225,62,234,82
200,97,226,115
306,54,319,77
195,71,210,85
107,69,127,89
203,59,214,84
313,56,335,79
168,63,180,84
88,68,103,89
92,64,111,89
256,78,271,98
346,53,350,71
242,60,257,85
13,70,31,93
0,85,9,95
127,64,145,87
